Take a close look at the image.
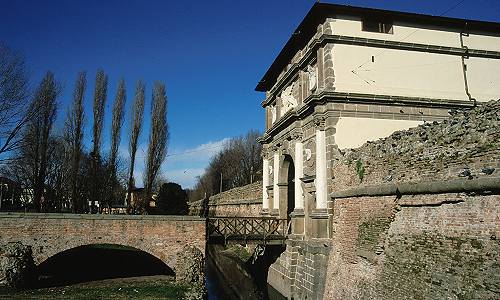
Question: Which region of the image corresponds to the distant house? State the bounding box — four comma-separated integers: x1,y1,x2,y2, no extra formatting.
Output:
127,187,157,213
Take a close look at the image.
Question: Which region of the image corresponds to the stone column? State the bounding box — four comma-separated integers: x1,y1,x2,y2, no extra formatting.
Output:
262,156,270,212
311,116,330,239
272,150,280,214
291,134,305,236
294,140,304,210
315,119,327,210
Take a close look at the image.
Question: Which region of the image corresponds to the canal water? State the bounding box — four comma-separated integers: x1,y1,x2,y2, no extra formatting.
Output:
0,244,286,299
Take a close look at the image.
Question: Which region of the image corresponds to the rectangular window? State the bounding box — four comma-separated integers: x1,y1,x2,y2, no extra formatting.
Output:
362,19,393,34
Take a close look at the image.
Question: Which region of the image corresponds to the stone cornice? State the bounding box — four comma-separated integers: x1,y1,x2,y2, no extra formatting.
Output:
261,33,500,106
258,91,475,144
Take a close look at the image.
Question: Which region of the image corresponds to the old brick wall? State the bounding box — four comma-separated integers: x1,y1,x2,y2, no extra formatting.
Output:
322,100,500,299
0,213,206,282
189,181,262,217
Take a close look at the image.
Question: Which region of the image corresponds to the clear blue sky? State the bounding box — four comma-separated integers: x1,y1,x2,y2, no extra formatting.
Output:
1,0,498,188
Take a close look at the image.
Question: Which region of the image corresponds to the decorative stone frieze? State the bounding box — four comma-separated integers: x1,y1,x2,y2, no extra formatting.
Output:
289,129,303,141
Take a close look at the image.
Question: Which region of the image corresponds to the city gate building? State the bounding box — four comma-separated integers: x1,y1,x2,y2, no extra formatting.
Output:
257,3,500,298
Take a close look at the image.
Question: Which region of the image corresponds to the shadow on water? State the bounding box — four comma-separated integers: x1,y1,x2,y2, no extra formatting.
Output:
35,244,174,288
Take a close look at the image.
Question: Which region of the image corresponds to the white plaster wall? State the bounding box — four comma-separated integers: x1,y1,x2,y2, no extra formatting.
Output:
329,17,462,47
463,32,500,52
334,44,469,100
467,57,500,101
335,117,423,149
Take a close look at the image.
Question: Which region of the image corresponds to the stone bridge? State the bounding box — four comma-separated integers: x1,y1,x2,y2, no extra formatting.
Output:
0,213,206,285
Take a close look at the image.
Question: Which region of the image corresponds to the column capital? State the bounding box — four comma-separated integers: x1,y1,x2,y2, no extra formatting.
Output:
270,144,279,153
261,148,267,158
289,129,303,141
314,115,326,130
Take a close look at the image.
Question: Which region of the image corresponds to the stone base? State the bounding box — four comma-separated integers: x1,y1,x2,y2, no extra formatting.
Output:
270,209,280,217
290,208,305,236
310,209,330,239
260,208,270,216
268,239,331,300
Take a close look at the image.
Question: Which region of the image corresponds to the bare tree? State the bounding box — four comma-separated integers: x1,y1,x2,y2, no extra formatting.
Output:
29,72,59,212
126,80,145,210
0,44,31,159
143,82,169,212
107,78,126,210
90,69,107,212
64,71,86,213
189,130,262,201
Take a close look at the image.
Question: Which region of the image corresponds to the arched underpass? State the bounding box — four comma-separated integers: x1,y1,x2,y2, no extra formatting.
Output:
36,244,175,288
0,213,206,291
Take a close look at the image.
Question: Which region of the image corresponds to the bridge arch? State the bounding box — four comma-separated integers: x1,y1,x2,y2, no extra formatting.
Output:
0,213,206,284
36,243,174,284
36,240,175,272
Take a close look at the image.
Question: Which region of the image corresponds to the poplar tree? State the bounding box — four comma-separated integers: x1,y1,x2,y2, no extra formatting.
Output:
143,82,168,212
28,72,59,212
65,72,86,213
107,78,126,210
126,80,145,210
90,69,107,212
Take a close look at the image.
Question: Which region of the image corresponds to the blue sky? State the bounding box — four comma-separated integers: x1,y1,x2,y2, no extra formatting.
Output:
1,0,498,188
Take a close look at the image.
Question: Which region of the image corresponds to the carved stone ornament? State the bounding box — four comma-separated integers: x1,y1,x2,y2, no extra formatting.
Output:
305,148,312,161
289,130,303,141
314,115,326,129
271,105,277,124
305,140,316,169
281,82,297,113
269,165,273,175
307,65,317,91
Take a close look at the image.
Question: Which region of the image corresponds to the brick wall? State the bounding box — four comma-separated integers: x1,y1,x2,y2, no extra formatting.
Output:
0,213,206,283
322,100,500,299
189,181,262,217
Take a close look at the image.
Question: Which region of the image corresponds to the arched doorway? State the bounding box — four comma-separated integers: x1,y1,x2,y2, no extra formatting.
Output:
280,155,295,231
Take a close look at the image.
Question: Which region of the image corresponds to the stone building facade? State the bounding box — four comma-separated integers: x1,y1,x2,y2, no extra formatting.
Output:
256,3,500,299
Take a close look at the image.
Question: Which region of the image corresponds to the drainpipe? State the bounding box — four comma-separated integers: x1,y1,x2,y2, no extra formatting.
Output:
460,23,476,106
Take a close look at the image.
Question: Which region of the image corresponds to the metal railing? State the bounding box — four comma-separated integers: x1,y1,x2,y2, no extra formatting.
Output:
207,216,287,244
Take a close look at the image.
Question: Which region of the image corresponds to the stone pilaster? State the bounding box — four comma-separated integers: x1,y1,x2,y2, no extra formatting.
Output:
311,116,329,239
314,117,328,211
272,148,280,215
294,137,304,210
262,153,270,213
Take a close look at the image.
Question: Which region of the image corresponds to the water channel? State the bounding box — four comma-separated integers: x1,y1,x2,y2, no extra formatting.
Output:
0,244,287,299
